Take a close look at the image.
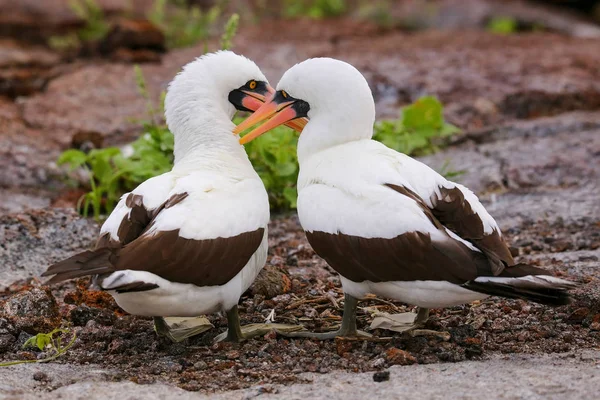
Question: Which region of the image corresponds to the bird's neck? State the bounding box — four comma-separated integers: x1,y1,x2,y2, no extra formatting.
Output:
172,113,251,173
297,115,373,164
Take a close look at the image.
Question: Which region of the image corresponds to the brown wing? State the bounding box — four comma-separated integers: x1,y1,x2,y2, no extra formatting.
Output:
306,230,492,284
113,227,265,287
43,191,265,288
302,183,500,284
43,192,181,284
96,193,152,249
428,186,514,273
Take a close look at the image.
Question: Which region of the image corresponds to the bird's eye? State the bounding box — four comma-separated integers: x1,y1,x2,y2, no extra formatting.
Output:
281,90,288,99
248,80,257,89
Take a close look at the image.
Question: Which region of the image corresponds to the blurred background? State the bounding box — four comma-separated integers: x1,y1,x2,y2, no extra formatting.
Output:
1,0,599,217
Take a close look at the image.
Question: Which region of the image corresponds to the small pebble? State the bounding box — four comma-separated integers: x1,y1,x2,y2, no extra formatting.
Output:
373,370,390,382
33,371,48,382
194,361,208,370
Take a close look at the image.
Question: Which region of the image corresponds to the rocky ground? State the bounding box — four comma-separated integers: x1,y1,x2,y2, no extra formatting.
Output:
1,0,600,398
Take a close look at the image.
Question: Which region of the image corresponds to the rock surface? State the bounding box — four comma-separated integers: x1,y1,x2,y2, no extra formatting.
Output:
2,351,600,399
1,288,61,334
0,208,98,289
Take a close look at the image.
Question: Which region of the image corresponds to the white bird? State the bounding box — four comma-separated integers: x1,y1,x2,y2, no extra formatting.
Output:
235,57,577,339
43,51,287,342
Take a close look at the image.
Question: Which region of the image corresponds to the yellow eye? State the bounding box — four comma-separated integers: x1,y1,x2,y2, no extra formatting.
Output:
281,90,288,98
249,80,257,89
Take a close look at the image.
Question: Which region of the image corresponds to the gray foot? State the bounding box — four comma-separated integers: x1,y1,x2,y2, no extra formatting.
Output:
213,305,304,343
276,293,373,340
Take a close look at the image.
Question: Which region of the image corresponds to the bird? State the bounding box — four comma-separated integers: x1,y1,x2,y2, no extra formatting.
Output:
43,50,300,343
234,57,578,339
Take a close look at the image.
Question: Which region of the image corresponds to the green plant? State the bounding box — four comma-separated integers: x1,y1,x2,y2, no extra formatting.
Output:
59,66,173,219
283,0,346,19
70,0,110,41
57,12,240,219
373,96,460,156
58,75,461,216
358,0,394,28
149,0,221,49
487,16,517,34
48,0,109,51
0,328,76,367
220,13,240,51
236,116,299,209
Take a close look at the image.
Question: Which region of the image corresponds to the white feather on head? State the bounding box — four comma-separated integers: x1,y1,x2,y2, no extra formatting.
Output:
276,58,376,161
165,51,268,163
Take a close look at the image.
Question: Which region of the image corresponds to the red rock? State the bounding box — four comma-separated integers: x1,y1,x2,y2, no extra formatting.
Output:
335,338,354,356
567,308,590,323
0,40,61,97
385,348,417,366
99,19,165,55
0,0,155,43
1,287,61,334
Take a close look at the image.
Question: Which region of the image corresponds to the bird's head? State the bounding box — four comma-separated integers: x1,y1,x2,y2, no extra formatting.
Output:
165,51,305,162
234,58,375,154
165,51,271,132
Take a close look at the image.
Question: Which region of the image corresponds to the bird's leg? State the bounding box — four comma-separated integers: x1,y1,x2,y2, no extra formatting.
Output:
214,305,305,343
277,293,372,340
153,316,171,338
380,306,447,339
223,305,245,342
414,307,430,326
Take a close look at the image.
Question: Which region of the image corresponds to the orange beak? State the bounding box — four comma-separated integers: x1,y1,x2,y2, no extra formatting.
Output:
239,85,274,111
235,98,307,145
237,86,307,134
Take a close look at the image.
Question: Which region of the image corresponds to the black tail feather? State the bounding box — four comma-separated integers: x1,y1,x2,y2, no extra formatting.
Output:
463,280,572,306
42,249,114,284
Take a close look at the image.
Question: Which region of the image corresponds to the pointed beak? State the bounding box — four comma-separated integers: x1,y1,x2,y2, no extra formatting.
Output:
236,86,306,133
235,98,303,145
239,85,275,111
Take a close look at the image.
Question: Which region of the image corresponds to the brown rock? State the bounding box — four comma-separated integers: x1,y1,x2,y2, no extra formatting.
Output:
99,19,165,55
385,348,417,366
0,40,61,97
1,287,61,334
567,307,590,323
110,48,162,63
0,0,155,44
0,0,82,43
335,338,354,356
250,265,292,299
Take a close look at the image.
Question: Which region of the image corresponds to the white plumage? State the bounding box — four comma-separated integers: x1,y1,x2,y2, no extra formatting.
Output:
236,57,575,338
44,51,277,341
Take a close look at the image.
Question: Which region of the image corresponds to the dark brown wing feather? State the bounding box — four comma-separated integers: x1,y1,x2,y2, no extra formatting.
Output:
305,230,492,284
113,228,265,287
43,191,264,288
428,186,514,273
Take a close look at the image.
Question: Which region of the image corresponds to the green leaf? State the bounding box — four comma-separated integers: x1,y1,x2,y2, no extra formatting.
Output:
22,336,38,350
487,17,517,35
373,95,461,157
57,149,88,170
401,96,444,132
283,187,298,208
36,334,51,351
275,162,297,177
